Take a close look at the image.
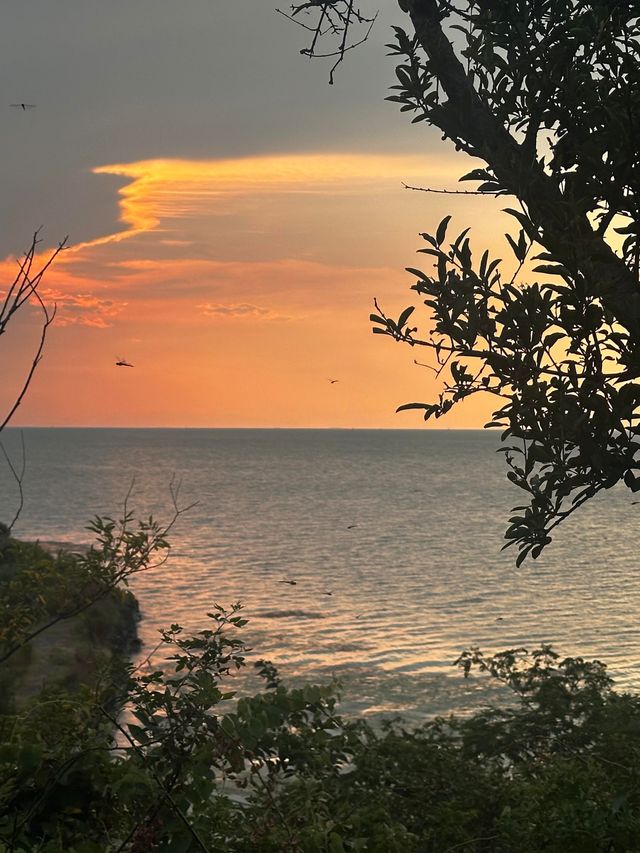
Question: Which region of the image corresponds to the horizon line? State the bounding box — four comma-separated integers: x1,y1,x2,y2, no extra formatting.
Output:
4,424,493,431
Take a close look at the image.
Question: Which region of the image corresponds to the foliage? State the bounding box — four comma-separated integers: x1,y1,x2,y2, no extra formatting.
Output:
0,585,352,852
288,0,640,564
0,482,190,665
5,562,640,852
2,525,640,851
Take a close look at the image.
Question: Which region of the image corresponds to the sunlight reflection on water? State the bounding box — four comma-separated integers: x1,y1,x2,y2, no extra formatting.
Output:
2,427,639,724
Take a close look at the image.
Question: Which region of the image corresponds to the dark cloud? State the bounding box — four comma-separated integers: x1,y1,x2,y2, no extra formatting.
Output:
1,0,432,256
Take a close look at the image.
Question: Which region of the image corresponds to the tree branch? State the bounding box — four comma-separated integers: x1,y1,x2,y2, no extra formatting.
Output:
0,234,67,434
404,0,640,333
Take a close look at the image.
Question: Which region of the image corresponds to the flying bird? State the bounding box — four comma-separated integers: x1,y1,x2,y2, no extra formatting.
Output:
115,357,134,368
328,379,339,384
323,591,333,596
10,103,36,111
346,524,357,529
279,579,297,586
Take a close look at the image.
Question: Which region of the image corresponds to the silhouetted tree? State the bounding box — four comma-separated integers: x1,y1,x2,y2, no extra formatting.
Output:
0,232,65,434
0,232,65,527
288,1,640,564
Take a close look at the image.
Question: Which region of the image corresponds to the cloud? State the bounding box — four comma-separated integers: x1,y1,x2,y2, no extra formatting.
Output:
0,152,503,334
198,302,292,321
41,288,126,327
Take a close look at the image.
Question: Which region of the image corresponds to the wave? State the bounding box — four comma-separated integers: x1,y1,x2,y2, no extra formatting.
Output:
252,609,326,620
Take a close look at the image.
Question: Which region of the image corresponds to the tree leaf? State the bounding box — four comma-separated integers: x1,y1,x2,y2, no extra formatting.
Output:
436,215,452,246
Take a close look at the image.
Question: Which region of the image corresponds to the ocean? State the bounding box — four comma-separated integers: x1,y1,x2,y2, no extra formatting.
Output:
1,427,638,722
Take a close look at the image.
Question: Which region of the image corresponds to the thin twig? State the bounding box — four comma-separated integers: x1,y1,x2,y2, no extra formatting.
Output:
0,431,26,530
100,706,211,853
131,638,166,675
0,483,197,665
443,836,499,853
0,235,67,435
413,358,438,373
251,768,297,847
286,0,377,82
402,181,507,196
275,7,318,32
0,296,56,433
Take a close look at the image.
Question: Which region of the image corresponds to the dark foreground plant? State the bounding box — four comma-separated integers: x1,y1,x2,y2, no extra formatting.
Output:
3,528,640,852
284,1,640,567
0,479,193,666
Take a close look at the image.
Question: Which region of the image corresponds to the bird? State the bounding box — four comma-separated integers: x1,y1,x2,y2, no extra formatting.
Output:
328,378,339,384
279,579,297,585
115,357,134,368
346,524,357,529
10,103,36,111
323,590,333,596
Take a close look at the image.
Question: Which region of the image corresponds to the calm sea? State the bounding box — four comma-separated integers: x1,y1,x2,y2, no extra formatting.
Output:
1,428,638,722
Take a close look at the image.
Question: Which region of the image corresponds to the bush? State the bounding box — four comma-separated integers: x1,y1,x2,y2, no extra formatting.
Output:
4,526,640,851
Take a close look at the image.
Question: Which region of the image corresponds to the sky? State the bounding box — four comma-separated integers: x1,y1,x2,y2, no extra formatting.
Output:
0,0,510,428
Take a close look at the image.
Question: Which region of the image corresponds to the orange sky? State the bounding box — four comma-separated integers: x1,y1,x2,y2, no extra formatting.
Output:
1,151,510,427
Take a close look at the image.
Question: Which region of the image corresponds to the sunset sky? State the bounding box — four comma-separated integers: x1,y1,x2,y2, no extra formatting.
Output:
1,0,511,428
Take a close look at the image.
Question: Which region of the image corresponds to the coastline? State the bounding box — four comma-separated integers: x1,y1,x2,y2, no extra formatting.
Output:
0,533,141,710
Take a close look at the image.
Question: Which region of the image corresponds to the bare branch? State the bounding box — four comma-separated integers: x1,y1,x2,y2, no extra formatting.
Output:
0,233,67,435
0,430,26,531
0,481,198,665
0,293,56,434
286,0,378,82
99,705,212,853
402,181,508,196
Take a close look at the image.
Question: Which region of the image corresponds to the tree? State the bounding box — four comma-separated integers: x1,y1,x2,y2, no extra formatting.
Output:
0,232,65,436
0,232,66,530
288,1,640,564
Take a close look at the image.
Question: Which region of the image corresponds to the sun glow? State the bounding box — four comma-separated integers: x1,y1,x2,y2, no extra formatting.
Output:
1,151,505,427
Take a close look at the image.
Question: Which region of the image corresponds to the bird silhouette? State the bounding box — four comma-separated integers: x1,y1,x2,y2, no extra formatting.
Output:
346,524,357,529
328,379,339,384
323,590,333,596
115,357,134,368
279,579,297,586
10,103,36,111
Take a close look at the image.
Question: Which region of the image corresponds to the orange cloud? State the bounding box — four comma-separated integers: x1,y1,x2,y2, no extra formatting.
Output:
91,152,464,235
0,151,510,427
198,302,293,321
40,288,126,327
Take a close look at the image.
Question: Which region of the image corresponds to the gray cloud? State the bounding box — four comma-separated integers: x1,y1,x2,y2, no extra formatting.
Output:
1,1,435,256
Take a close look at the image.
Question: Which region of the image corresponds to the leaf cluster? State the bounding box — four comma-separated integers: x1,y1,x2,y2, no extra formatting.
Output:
5,524,640,851
287,0,640,563
373,212,640,561
381,3,640,559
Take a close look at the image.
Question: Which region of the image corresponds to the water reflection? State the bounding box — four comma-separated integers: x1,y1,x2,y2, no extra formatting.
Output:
1,427,639,723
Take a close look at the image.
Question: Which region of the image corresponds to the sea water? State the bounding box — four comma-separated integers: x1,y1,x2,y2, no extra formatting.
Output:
1,427,638,722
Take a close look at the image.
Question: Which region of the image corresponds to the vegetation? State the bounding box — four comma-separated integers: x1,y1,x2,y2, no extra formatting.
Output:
2,2,640,850
0,525,139,714
4,528,640,852
0,233,65,438
288,0,640,564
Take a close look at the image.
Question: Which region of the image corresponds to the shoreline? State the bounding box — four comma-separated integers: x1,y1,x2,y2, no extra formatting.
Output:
0,533,141,710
